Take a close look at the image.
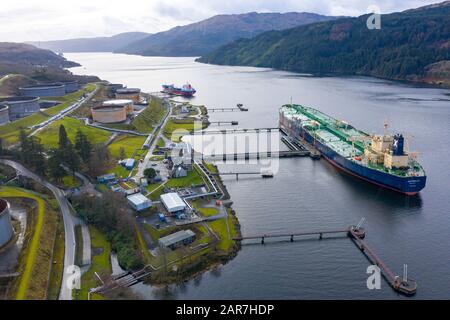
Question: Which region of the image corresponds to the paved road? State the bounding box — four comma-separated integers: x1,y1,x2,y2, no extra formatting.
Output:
135,101,172,180
29,83,99,136
0,159,76,300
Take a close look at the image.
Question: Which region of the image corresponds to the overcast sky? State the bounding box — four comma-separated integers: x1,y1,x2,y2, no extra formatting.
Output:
0,0,441,42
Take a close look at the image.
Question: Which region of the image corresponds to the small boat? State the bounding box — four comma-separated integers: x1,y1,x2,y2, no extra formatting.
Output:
162,83,196,97
261,170,274,178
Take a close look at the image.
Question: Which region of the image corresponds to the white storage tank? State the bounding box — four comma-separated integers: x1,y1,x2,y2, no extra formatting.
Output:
0,198,14,248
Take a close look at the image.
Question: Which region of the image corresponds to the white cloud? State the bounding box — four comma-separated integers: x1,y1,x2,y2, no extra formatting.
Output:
0,0,441,42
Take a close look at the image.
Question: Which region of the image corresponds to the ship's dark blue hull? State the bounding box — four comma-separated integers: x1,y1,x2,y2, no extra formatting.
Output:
282,124,426,195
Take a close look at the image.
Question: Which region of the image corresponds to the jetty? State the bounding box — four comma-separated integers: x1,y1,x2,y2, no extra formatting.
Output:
235,223,417,296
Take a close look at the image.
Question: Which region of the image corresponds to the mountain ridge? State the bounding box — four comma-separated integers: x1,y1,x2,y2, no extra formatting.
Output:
116,12,340,57
29,32,151,53
197,2,450,87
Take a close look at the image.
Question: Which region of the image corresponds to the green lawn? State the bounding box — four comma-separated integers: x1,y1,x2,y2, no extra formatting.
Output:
145,183,165,200
35,117,111,149
165,170,204,188
156,137,165,148
42,84,96,116
108,135,146,159
0,84,96,145
0,112,49,144
75,226,111,300
164,119,205,142
131,98,167,133
197,206,219,217
208,218,233,252
60,175,81,189
109,165,130,179
203,161,218,174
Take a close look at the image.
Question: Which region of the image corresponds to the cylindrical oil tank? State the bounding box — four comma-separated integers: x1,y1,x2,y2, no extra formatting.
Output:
102,99,134,114
0,96,40,120
115,88,141,103
91,106,127,124
62,81,79,93
0,105,10,125
0,198,14,248
20,84,66,97
108,83,124,93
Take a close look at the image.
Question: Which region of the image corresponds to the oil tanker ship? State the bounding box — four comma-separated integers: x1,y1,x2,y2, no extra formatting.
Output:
279,104,426,195
162,83,196,97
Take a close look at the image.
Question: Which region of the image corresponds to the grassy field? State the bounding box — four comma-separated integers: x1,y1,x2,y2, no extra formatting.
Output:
131,98,166,133
0,187,58,300
108,135,146,159
208,216,234,252
47,215,65,300
164,119,205,142
145,182,165,201
35,117,111,149
59,175,81,189
156,137,165,148
195,206,219,217
0,112,49,144
109,164,130,179
74,226,111,300
165,170,204,188
42,83,96,116
0,84,96,145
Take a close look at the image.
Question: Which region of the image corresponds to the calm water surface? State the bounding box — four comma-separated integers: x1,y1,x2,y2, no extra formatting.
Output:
67,53,450,299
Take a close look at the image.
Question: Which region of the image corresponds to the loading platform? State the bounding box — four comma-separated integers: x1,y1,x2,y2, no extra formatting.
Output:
234,225,417,296
190,127,279,135
200,149,311,161
208,103,248,112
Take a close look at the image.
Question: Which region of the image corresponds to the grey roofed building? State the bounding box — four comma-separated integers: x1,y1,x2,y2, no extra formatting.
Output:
172,165,188,178
158,229,196,249
160,192,186,213
127,193,152,211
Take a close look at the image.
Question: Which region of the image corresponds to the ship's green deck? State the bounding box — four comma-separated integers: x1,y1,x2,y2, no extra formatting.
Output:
280,104,425,177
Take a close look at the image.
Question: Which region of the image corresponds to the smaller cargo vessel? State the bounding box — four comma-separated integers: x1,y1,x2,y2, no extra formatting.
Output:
162,83,196,97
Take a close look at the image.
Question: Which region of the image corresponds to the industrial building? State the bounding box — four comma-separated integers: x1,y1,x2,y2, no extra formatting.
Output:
20,83,66,97
97,173,116,184
161,192,187,213
127,193,152,211
115,88,141,103
171,142,193,170
124,158,135,170
0,199,14,249
158,229,196,250
0,105,10,125
0,96,40,121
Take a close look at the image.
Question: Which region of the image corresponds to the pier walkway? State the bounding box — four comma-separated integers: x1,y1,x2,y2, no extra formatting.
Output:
235,225,417,296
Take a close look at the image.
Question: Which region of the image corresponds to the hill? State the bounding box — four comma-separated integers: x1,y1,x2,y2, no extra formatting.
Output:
0,42,79,68
0,42,99,86
30,32,150,53
116,12,339,57
0,74,36,96
198,2,450,87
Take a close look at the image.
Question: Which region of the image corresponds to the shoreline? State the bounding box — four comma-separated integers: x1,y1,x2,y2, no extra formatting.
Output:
142,98,242,288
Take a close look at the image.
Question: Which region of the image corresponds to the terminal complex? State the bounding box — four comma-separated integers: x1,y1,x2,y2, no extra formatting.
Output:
0,79,427,300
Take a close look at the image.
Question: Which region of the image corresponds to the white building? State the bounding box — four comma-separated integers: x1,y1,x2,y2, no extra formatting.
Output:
127,193,152,211
160,192,186,213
